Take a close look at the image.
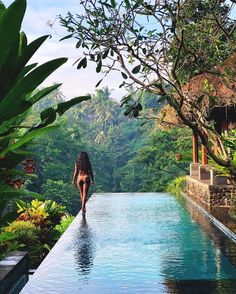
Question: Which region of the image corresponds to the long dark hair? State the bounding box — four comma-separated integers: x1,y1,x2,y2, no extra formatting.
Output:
76,151,92,172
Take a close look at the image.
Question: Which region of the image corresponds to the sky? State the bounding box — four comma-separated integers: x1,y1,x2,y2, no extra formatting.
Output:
3,0,236,101
3,0,127,101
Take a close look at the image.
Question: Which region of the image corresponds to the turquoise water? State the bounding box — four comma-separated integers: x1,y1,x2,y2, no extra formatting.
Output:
21,193,236,293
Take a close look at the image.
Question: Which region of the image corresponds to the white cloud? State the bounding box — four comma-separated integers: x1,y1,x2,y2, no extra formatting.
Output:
4,0,127,101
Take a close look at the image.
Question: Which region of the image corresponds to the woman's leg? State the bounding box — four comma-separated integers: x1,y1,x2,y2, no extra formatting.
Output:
82,182,90,213
78,181,84,211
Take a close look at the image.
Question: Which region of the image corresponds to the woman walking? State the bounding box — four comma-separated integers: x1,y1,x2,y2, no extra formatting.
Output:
72,152,94,214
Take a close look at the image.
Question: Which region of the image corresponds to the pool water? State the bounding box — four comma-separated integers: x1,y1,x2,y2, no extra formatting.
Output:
21,193,236,293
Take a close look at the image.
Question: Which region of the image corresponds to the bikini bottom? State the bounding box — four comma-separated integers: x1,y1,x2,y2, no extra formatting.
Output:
78,177,91,185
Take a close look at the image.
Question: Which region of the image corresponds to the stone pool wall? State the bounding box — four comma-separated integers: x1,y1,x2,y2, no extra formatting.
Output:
186,176,236,208
0,251,28,294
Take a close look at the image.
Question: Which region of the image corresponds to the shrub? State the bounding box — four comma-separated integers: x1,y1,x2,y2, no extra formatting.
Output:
17,199,66,228
55,214,75,235
0,232,21,260
4,220,40,245
165,176,186,195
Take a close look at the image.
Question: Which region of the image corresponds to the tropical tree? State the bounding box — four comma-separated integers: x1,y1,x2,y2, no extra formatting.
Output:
60,0,236,180
0,0,90,226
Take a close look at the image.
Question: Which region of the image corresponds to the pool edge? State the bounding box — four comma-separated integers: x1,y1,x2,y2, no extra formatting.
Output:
181,191,236,243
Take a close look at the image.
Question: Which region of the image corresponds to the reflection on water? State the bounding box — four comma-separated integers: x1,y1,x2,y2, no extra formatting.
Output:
74,214,95,277
185,197,236,269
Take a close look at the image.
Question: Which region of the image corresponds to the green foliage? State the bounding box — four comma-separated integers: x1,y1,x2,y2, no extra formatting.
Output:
210,130,236,182
31,88,191,209
168,0,234,82
55,213,75,235
41,180,81,215
0,231,21,260
165,176,187,195
3,219,45,267
0,0,90,228
60,0,234,85
31,88,160,199
116,128,191,192
4,220,40,245
17,199,66,228
1,198,70,266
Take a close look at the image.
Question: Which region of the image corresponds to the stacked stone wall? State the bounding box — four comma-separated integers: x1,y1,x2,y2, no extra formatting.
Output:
186,176,236,208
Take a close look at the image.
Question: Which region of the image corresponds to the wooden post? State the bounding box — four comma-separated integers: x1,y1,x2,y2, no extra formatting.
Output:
201,144,208,165
192,133,199,163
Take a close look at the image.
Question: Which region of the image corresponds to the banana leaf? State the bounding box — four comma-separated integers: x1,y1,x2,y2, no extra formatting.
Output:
0,169,37,179
56,95,91,115
0,125,58,156
0,0,26,72
0,211,18,227
0,2,6,17
1,188,42,200
0,232,17,242
0,58,67,121
32,95,91,130
0,152,28,169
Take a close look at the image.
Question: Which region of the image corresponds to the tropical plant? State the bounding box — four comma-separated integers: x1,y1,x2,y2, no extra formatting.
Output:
54,213,75,235
41,180,81,215
60,0,236,180
165,176,187,195
115,128,191,192
0,231,20,260
209,130,236,182
16,199,66,227
0,0,90,227
4,220,40,245
3,219,46,267
4,198,70,266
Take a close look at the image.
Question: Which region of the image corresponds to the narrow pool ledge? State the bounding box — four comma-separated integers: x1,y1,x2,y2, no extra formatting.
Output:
20,197,89,293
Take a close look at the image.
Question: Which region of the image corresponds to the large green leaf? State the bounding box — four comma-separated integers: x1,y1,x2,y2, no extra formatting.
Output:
18,32,27,56
0,211,19,227
0,169,37,179
0,232,17,242
0,1,6,17
0,84,62,128
0,152,29,168
35,107,57,129
0,0,26,71
18,35,49,66
56,95,91,115
29,84,62,104
1,188,43,200
0,58,67,120
16,63,38,82
32,95,91,130
0,182,43,200
0,125,58,156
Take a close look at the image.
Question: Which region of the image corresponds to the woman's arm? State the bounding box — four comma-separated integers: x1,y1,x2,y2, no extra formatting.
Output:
72,163,79,186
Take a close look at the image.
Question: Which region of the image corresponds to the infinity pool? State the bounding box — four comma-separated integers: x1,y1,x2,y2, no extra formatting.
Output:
21,193,236,293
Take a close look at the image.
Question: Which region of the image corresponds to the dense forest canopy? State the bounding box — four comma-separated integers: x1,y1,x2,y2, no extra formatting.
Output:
31,88,191,214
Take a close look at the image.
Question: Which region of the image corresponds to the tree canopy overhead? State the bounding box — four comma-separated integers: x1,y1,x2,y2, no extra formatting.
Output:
60,0,236,180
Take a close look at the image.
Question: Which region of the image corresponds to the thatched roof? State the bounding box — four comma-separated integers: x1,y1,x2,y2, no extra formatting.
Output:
183,52,236,106
157,52,236,128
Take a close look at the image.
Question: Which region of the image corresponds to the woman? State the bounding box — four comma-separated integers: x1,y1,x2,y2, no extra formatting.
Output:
72,152,94,214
